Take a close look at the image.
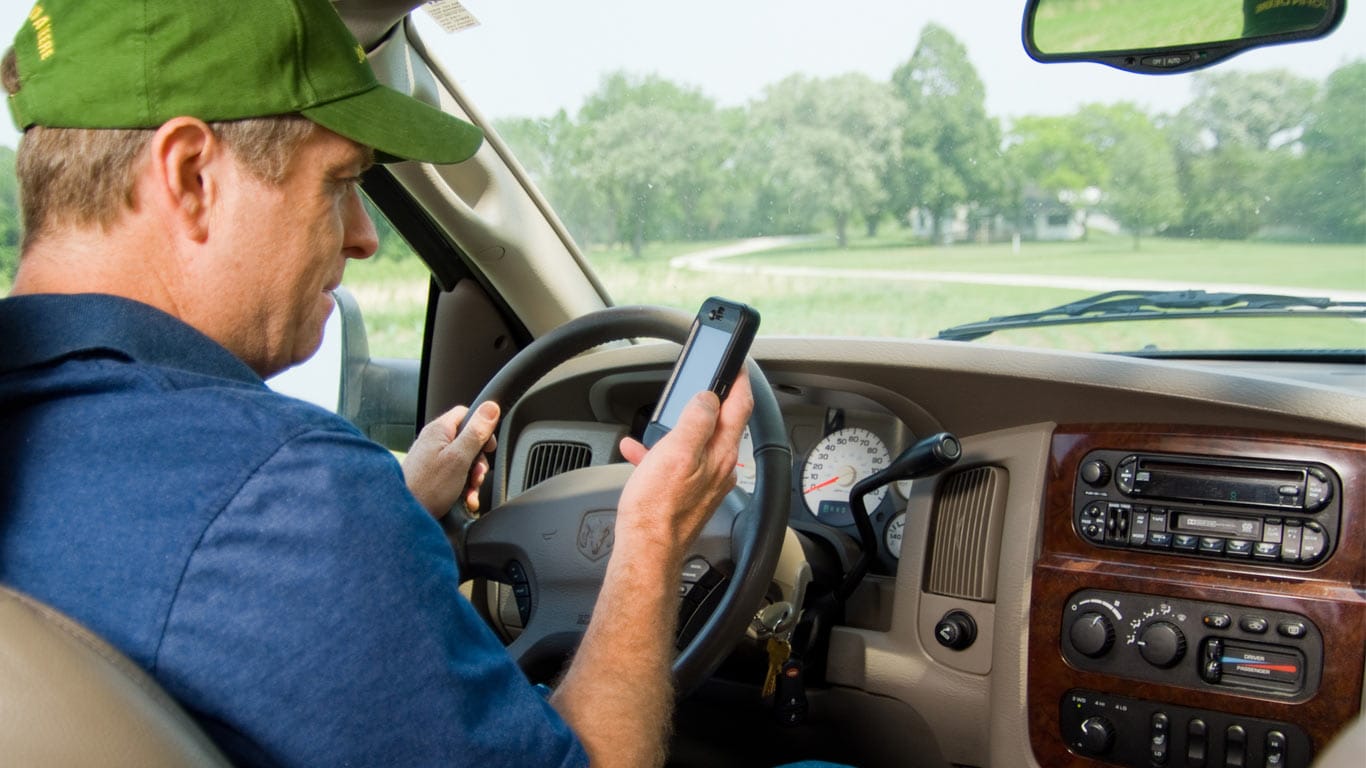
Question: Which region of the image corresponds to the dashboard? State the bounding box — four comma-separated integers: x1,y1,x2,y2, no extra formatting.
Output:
478,336,1364,768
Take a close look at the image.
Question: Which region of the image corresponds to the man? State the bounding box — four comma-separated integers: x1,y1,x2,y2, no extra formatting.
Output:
0,1,752,766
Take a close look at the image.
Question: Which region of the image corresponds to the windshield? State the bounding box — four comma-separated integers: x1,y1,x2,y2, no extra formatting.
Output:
1,2,1361,357
416,0,1366,356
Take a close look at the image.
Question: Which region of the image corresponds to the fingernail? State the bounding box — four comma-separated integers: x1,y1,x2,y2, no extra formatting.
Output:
477,401,499,419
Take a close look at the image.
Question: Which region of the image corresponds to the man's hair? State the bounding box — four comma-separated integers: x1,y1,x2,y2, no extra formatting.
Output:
3,47,315,250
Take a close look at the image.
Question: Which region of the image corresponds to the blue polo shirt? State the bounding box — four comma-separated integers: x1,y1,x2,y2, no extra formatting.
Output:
0,293,587,768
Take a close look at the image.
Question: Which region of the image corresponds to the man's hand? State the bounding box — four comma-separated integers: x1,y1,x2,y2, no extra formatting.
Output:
615,368,754,567
401,402,500,519
550,369,754,768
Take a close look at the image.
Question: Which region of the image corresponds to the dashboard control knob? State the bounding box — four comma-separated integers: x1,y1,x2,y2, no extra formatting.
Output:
1080,460,1111,486
1138,621,1187,668
933,610,977,650
1077,716,1115,755
1068,612,1115,658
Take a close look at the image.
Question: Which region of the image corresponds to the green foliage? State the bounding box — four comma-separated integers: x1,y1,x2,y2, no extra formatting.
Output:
1282,60,1366,242
1075,103,1183,248
745,74,904,247
0,146,18,284
889,23,1005,240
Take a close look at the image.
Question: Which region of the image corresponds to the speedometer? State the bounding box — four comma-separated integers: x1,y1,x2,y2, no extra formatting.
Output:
800,427,890,526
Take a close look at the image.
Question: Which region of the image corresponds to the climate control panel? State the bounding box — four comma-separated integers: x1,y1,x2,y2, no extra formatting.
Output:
1060,590,1322,701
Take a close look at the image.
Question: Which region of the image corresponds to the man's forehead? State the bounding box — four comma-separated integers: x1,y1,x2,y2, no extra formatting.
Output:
309,125,374,170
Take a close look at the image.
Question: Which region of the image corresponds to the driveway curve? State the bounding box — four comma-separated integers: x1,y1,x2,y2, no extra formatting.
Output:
669,236,1366,302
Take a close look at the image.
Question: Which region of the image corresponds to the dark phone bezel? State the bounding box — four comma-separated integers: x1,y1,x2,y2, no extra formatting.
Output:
642,297,759,447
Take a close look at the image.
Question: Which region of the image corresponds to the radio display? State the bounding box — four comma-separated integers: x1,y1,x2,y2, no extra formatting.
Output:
1136,458,1303,507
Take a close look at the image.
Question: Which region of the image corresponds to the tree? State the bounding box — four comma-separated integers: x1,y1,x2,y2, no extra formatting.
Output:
1076,103,1181,249
1181,69,1317,152
1282,60,1366,242
570,73,736,257
1006,114,1106,236
1167,69,1318,238
745,74,904,247
889,23,1003,242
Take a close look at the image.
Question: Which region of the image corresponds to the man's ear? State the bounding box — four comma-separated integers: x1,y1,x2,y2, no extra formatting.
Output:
145,117,222,243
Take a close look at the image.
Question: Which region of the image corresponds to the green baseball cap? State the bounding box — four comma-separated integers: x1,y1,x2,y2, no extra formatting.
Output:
7,0,483,164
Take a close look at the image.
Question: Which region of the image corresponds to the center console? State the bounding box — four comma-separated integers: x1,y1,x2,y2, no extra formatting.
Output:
1028,425,1365,768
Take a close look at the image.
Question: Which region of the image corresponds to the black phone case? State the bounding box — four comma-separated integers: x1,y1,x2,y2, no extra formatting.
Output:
642,297,759,447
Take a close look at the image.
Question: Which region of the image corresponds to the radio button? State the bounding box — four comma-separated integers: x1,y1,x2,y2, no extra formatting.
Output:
1226,539,1253,557
1147,531,1173,548
1149,509,1169,532
1116,456,1137,493
1198,537,1226,555
1305,467,1332,511
1253,542,1281,560
1129,509,1150,545
1281,524,1303,563
1300,522,1327,564
1173,534,1199,551
1262,520,1283,544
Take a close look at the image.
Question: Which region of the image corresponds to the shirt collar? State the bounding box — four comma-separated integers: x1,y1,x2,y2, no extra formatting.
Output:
0,293,262,385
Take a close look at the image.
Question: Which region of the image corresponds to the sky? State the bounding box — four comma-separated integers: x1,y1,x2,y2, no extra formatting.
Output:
1,0,1362,150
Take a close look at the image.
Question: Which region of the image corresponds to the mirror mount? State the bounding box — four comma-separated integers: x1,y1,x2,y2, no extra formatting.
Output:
1022,0,1347,75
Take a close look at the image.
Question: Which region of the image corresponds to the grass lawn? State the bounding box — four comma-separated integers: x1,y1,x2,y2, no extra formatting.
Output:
7,232,1363,357
586,232,1366,354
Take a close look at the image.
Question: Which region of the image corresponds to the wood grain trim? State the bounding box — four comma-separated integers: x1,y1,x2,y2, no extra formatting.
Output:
1028,424,1366,767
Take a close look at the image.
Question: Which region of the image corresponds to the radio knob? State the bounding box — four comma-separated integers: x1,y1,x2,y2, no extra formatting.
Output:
1080,460,1111,487
1069,612,1115,658
1138,621,1187,668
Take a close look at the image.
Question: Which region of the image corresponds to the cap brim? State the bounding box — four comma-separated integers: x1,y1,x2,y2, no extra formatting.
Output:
302,83,483,165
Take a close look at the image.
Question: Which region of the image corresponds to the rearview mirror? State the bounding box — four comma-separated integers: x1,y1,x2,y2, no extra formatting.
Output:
1023,0,1345,74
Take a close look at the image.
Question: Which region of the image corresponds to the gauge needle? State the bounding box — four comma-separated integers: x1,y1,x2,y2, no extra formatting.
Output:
804,476,841,494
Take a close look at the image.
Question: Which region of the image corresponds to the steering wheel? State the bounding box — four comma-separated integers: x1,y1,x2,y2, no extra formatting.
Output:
444,305,790,694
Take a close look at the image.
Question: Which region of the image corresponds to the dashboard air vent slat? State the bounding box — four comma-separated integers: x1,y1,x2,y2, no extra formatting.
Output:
925,465,1008,602
524,441,593,489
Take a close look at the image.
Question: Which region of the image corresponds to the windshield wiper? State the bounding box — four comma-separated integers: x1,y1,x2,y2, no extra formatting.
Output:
935,289,1366,342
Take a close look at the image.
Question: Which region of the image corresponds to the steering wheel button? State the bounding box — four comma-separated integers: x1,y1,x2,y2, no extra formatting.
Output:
680,559,709,583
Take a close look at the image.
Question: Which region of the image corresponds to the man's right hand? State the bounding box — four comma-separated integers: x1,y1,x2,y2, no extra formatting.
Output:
550,369,754,768
615,368,754,571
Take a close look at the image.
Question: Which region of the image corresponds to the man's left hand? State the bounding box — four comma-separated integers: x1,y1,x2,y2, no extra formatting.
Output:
402,401,500,519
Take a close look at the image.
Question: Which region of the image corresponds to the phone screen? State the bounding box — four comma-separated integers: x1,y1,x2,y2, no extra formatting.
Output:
655,323,731,430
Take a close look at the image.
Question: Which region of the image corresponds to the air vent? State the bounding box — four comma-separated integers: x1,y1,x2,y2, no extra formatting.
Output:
524,441,593,489
925,466,1008,601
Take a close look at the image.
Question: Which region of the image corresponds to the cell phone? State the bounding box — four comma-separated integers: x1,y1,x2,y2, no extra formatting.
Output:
642,296,760,448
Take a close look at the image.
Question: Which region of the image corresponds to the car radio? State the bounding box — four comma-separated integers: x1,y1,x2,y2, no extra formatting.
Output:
1072,450,1342,568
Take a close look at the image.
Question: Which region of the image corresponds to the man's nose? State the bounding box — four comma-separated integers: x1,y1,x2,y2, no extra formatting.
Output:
344,190,380,260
